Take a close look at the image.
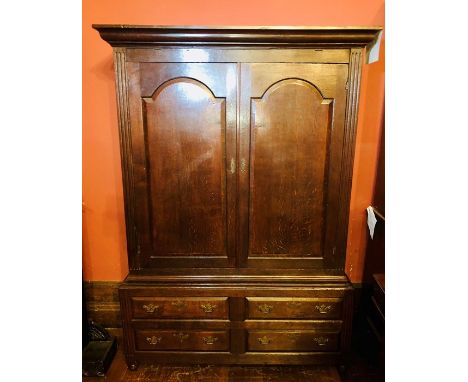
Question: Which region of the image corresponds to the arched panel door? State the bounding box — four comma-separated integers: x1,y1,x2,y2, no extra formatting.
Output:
239,63,349,269
126,63,237,269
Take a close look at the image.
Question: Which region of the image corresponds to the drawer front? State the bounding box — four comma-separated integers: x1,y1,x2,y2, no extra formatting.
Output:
135,330,229,351
131,297,229,319
247,330,339,352
247,298,342,319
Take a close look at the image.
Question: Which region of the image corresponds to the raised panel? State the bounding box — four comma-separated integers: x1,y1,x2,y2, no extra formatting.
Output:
143,78,226,256
238,63,348,269
250,79,332,257
126,62,237,268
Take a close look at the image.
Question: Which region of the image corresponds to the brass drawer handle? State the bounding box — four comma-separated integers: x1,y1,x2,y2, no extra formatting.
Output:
146,336,162,345
202,336,218,345
171,300,187,310
313,336,329,346
257,336,271,345
173,332,189,343
142,303,160,313
258,304,273,314
200,303,216,313
315,304,333,314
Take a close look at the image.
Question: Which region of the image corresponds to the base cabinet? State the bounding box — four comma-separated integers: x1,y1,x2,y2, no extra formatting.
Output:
119,282,353,367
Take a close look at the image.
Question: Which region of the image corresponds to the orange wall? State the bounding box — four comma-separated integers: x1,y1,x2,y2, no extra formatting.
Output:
83,0,385,282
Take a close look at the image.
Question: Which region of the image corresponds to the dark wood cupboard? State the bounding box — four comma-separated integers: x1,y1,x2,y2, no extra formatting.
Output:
93,25,382,369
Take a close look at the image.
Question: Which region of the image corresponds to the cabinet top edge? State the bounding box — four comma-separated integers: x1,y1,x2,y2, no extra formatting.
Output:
92,24,383,48
92,24,383,30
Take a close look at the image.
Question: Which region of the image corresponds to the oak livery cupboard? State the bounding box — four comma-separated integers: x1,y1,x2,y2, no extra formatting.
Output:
93,25,382,369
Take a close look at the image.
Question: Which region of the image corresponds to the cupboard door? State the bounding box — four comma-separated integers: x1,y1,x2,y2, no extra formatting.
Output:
126,63,237,268
239,63,348,269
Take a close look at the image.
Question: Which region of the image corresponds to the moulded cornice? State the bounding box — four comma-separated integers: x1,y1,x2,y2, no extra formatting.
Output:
92,24,383,50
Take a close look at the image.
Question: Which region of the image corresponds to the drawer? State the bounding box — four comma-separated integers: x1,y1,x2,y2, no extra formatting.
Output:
247,330,339,352
135,329,229,351
131,297,229,319
246,297,342,319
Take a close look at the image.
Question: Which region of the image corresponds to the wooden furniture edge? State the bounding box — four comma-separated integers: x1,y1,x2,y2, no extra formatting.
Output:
92,25,382,48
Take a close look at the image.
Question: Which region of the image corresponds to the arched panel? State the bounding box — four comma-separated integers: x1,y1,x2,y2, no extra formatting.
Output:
250,79,333,257
143,78,227,256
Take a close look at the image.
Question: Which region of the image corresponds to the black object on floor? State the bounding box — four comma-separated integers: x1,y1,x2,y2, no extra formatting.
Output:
83,321,117,377
83,338,117,377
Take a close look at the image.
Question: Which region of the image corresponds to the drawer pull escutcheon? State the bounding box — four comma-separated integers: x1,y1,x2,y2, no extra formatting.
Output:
173,332,189,343
315,304,333,314
313,336,329,346
200,303,216,313
258,304,273,314
257,336,271,345
146,336,162,345
171,300,187,310
142,303,160,313
202,336,218,345
230,158,235,174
